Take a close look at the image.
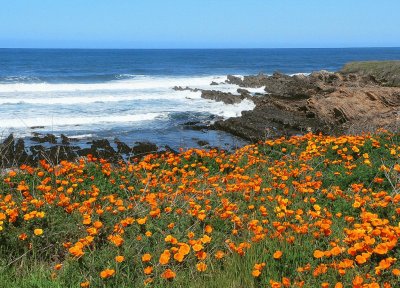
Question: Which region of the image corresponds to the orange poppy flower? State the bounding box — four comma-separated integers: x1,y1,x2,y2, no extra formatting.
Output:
205,225,213,234
215,250,225,259
273,250,282,259
196,262,207,272
159,250,170,265
19,233,28,240
100,269,115,279
161,269,176,280
143,266,153,275
54,264,63,270
192,243,203,252
178,243,190,255
173,252,185,262
80,281,90,287
142,253,152,262
392,269,400,276
34,228,43,236
115,255,125,263
282,277,291,287
137,217,147,225
93,221,103,229
352,275,363,286
69,243,85,258
196,250,207,260
108,234,124,247
313,250,324,259
330,246,342,256
374,243,389,255
355,254,367,265
252,269,261,277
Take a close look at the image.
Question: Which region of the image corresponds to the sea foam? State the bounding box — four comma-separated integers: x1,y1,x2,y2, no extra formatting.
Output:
0,113,162,129
0,75,255,136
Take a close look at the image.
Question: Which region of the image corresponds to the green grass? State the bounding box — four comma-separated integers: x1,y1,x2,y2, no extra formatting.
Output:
341,60,400,86
0,132,399,287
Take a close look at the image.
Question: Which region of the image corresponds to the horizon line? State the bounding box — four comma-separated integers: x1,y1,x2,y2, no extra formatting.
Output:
1,46,400,50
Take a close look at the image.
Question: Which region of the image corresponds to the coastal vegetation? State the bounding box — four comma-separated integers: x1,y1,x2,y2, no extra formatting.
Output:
341,61,400,87
0,130,399,287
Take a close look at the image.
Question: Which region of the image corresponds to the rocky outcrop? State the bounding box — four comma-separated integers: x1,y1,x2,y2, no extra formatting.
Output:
131,142,158,156
31,133,57,144
212,66,400,141
173,85,248,104
306,87,400,134
0,134,15,167
201,90,246,104
172,86,201,92
226,73,269,88
0,134,161,168
237,88,251,97
213,95,326,141
225,75,243,85
169,65,398,141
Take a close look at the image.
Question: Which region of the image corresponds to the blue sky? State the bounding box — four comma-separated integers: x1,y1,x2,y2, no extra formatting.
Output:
0,0,399,48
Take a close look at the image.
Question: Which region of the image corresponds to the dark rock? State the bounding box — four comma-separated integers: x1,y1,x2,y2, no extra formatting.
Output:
237,88,251,96
131,142,158,156
197,140,209,147
262,73,320,98
73,139,121,162
172,86,200,92
29,145,46,163
61,134,70,145
226,73,269,88
92,139,113,150
213,100,326,141
184,121,201,126
30,133,57,144
14,139,29,164
47,146,78,164
241,73,269,87
115,139,131,154
182,121,212,131
210,81,219,85
0,134,15,166
77,148,93,157
90,139,118,160
201,90,245,104
225,75,243,85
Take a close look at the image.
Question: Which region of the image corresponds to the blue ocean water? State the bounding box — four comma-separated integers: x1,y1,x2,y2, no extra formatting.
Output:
0,48,399,148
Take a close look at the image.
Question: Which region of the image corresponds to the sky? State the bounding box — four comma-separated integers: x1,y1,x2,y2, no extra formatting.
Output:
0,0,399,49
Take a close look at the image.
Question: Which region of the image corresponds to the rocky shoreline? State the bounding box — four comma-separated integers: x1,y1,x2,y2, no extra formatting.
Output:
1,61,399,168
209,63,399,141
0,133,167,168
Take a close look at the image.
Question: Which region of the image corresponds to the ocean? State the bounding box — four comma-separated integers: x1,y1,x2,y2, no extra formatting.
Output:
1,48,400,149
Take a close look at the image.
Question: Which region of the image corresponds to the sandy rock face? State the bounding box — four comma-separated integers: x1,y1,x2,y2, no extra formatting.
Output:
308,87,399,133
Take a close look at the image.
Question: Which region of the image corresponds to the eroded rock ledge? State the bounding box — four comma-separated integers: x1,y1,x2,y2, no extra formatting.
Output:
208,63,399,141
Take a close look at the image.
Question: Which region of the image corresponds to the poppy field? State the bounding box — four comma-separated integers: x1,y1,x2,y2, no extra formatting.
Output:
0,131,399,287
